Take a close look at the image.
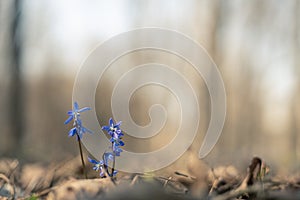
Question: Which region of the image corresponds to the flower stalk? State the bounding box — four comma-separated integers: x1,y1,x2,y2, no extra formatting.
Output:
65,102,92,179
89,118,124,181
77,134,87,179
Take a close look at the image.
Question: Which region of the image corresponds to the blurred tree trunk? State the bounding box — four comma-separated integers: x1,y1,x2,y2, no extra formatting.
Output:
290,0,300,168
8,0,23,156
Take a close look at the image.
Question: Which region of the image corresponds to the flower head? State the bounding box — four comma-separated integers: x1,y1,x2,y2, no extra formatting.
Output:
68,124,93,140
103,152,114,164
64,102,91,125
102,118,123,137
65,102,93,139
102,118,124,156
112,143,123,156
100,117,125,177
88,157,105,178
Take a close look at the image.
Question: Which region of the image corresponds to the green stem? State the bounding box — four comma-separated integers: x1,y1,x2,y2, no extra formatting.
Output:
77,134,87,179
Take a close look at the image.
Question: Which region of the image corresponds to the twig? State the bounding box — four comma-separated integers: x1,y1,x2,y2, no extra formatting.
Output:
0,173,15,200
157,176,178,182
213,184,262,200
163,176,173,188
174,171,188,177
174,171,196,180
130,175,140,186
18,186,58,200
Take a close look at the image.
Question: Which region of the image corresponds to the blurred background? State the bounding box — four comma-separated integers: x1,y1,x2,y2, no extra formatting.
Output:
0,0,299,173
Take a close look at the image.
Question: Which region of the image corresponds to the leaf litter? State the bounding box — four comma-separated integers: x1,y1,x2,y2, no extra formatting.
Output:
0,156,299,200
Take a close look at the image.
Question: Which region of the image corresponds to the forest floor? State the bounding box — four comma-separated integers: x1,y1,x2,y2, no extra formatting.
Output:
0,156,299,200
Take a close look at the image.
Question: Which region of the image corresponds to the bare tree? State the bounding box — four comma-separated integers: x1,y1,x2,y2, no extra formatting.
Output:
290,0,300,168
8,0,23,155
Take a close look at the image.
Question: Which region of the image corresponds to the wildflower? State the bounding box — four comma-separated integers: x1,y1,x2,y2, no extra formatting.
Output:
64,101,92,179
65,102,92,139
103,152,114,164
102,118,123,137
101,117,125,177
88,157,106,178
64,102,91,125
112,142,123,156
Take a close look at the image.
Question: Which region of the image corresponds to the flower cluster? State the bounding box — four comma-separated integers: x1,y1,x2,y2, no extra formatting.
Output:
64,102,93,139
64,102,93,179
88,157,105,178
102,118,125,156
89,118,125,178
65,102,124,179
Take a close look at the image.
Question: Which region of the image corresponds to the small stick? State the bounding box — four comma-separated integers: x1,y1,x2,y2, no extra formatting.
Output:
174,171,196,180
175,171,189,177
130,175,140,186
163,176,173,188
157,176,177,182
0,173,15,200
18,186,58,200
213,184,262,200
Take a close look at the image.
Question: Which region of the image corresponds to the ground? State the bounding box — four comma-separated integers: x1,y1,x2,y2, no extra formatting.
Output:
0,157,299,200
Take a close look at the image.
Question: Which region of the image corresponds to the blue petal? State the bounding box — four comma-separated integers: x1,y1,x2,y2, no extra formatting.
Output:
108,153,114,160
81,126,93,135
119,141,125,146
114,121,122,127
117,148,123,153
104,152,114,164
113,146,122,156
116,146,123,152
113,170,118,176
108,131,114,137
100,170,105,178
117,133,124,138
67,111,74,115
109,118,114,126
76,118,83,125
102,126,110,131
74,102,79,111
68,127,76,137
78,107,91,113
88,157,98,164
64,116,73,124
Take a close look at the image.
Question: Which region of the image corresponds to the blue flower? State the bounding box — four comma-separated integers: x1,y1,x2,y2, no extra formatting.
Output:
64,102,91,125
112,143,123,156
110,137,125,146
103,152,114,164
102,118,123,137
68,124,93,140
101,117,125,177
65,102,93,139
88,157,105,178
103,152,119,176
68,127,77,137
